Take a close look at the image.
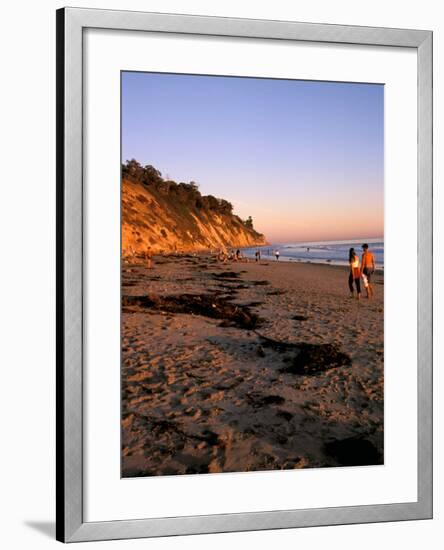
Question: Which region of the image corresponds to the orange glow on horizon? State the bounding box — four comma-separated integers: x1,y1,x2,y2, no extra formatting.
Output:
236,198,383,243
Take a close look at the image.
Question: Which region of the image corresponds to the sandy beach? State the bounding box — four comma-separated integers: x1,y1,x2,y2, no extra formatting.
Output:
121,254,384,477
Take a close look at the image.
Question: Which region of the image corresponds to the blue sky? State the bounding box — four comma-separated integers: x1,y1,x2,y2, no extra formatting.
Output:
122,71,384,242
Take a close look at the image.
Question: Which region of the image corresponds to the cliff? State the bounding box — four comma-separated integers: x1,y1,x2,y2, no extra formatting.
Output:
121,165,267,256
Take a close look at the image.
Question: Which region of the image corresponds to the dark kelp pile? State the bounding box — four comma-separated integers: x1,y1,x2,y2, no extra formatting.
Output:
122,292,263,330
323,436,382,466
256,333,352,376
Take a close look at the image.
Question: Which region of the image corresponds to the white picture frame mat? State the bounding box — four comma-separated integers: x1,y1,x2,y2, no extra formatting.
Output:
83,28,418,522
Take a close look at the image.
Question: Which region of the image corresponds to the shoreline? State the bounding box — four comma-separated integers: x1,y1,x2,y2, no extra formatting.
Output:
123,251,384,272
238,244,384,270
122,253,384,477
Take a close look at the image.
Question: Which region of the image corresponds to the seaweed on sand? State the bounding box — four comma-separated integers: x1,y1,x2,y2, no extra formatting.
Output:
255,333,351,376
323,436,382,466
246,393,285,408
122,293,263,329
212,271,241,279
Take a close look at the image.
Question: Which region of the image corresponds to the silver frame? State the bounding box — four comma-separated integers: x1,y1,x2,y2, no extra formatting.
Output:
56,6,433,543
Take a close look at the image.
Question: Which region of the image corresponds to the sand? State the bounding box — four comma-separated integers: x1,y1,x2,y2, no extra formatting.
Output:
121,254,384,477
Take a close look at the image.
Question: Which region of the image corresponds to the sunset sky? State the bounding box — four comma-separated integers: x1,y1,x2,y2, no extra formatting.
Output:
122,72,384,243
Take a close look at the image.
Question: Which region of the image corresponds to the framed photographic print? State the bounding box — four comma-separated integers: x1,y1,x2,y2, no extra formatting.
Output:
56,7,433,543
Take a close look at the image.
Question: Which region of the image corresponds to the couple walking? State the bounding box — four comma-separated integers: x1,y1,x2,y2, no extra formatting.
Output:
348,244,375,300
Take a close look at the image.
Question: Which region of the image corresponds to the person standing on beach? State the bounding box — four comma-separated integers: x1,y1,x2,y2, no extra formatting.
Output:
361,243,375,298
145,246,153,269
255,249,261,262
348,247,361,299
275,249,280,261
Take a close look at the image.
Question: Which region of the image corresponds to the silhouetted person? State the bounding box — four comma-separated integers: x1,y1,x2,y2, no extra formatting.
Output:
361,243,375,298
348,247,361,299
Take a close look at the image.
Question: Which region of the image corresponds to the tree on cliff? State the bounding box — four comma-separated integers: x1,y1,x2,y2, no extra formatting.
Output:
217,198,233,214
244,216,254,229
122,159,163,186
121,160,247,221
122,159,144,180
142,164,163,185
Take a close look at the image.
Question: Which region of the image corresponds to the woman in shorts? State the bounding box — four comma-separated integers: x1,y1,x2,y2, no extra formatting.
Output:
348,247,361,300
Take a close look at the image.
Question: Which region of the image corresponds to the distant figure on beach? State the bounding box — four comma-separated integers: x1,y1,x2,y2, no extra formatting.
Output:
275,249,280,261
348,247,361,299
307,247,310,252
361,243,375,299
255,249,261,262
217,249,226,263
236,249,241,261
145,247,153,269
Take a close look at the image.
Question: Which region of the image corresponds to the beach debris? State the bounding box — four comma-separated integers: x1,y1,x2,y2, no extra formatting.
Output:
122,280,139,287
323,436,382,466
212,271,240,279
241,301,263,308
292,314,308,321
215,283,249,291
211,272,245,285
255,333,351,375
283,343,351,375
246,393,285,408
256,345,265,357
122,292,263,329
276,410,293,422
266,289,286,295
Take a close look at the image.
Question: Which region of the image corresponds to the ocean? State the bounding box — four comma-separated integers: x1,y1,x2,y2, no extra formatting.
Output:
241,238,384,268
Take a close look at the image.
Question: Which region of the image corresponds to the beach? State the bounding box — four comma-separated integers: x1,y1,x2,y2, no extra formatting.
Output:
121,254,384,477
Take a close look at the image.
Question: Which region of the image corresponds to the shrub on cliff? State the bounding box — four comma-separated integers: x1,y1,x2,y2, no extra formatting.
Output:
122,159,163,186
122,160,236,217
244,216,254,229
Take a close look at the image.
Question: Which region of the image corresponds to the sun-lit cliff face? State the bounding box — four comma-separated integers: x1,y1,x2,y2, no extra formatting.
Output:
122,176,267,256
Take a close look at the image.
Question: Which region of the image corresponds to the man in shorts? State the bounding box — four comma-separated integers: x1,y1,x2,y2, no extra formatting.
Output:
361,243,375,298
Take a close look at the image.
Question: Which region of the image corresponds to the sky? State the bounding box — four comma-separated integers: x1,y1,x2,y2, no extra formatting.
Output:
122,71,384,243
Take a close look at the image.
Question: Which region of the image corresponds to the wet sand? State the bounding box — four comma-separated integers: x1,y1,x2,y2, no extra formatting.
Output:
121,254,384,477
